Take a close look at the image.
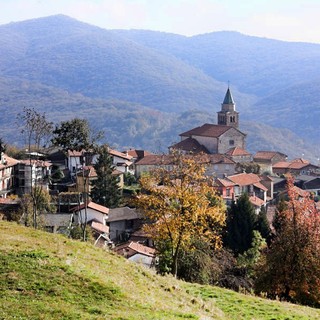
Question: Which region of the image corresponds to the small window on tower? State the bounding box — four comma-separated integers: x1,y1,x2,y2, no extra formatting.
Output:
229,140,234,146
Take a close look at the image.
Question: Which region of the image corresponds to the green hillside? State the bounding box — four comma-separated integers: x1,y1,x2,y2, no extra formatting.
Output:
1,221,320,320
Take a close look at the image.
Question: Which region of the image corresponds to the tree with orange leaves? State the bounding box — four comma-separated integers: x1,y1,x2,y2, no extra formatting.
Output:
255,175,320,306
136,152,226,277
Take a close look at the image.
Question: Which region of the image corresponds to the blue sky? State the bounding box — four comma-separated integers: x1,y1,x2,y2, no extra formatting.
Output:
1,0,320,43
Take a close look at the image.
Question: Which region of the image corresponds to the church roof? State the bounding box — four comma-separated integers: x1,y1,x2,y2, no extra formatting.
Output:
180,123,244,138
223,88,235,104
170,137,210,154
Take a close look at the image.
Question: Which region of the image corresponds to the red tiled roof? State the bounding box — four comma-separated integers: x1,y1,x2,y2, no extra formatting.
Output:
273,161,290,169
227,173,261,186
114,241,155,258
291,158,310,164
135,154,173,166
180,123,243,138
0,154,19,169
19,159,51,167
71,201,109,214
208,154,235,164
249,196,265,206
214,178,235,187
253,182,268,191
91,221,109,234
170,137,210,154
108,148,133,161
128,242,155,257
254,151,287,161
225,147,251,156
125,149,153,158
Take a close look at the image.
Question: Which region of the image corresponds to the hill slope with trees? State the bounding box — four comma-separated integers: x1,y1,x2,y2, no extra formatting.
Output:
0,15,318,160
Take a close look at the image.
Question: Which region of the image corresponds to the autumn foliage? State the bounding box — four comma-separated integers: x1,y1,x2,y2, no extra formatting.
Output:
255,176,320,306
136,152,226,277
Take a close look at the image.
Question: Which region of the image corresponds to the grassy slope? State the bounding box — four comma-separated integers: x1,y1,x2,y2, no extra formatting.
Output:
1,221,320,320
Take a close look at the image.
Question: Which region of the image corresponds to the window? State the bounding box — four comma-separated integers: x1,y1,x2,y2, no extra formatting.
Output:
229,140,234,146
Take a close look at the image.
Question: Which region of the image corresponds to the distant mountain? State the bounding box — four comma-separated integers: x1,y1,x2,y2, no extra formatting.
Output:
0,15,319,162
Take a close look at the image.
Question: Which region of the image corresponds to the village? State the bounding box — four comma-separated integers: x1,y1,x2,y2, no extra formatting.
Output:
0,87,319,268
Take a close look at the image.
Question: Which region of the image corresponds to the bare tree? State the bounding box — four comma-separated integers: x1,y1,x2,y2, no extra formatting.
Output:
17,107,53,228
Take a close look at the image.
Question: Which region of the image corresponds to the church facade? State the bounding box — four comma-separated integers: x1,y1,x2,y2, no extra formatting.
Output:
170,87,248,156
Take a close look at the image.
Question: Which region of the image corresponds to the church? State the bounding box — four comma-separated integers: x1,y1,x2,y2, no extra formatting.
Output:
169,87,250,160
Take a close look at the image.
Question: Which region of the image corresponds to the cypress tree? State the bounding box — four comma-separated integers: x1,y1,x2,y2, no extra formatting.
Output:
90,146,122,208
224,193,257,255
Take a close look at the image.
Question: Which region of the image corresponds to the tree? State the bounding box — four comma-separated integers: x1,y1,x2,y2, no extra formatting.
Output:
224,193,257,255
51,118,102,152
20,186,55,227
90,146,122,208
51,118,103,241
255,206,271,241
136,152,226,277
255,176,320,307
17,107,53,229
0,138,7,155
17,107,53,152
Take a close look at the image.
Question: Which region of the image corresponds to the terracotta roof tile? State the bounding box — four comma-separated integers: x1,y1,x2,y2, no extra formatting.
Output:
71,201,109,214
180,123,243,138
227,173,261,186
108,148,133,161
225,147,251,156
91,221,109,234
0,154,19,169
214,178,235,187
254,151,287,161
170,137,210,154
249,196,265,206
125,149,153,158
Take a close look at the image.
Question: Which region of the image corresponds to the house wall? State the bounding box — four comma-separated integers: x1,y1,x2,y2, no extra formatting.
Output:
218,129,245,154
77,208,108,225
189,135,218,154
205,163,236,178
0,166,15,197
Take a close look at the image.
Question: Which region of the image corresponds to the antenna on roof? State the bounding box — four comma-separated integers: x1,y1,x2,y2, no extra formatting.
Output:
227,80,230,88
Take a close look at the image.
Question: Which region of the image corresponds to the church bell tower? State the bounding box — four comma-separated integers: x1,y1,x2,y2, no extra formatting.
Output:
217,87,239,128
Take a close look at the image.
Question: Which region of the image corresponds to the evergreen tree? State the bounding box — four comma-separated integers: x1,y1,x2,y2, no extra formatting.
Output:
224,193,257,255
90,146,122,208
255,206,271,241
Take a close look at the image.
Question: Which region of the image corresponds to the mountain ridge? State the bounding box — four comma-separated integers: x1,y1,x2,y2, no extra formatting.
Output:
0,15,318,161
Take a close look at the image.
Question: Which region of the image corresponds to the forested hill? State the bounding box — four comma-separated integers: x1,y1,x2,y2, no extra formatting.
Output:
0,15,319,161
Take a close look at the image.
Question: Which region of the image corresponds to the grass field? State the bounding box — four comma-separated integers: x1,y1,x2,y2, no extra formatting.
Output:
1,221,320,320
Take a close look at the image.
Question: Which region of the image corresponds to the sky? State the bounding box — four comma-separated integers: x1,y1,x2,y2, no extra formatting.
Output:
1,0,320,43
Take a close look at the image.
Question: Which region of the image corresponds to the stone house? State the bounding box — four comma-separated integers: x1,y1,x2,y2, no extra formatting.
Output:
114,241,156,268
253,151,288,174
107,207,143,243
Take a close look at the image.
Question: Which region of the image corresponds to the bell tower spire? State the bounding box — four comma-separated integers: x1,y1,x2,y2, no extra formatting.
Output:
217,86,239,128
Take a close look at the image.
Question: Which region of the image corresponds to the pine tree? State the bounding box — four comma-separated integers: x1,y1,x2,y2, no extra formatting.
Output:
90,146,122,208
224,193,257,255
255,206,271,240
